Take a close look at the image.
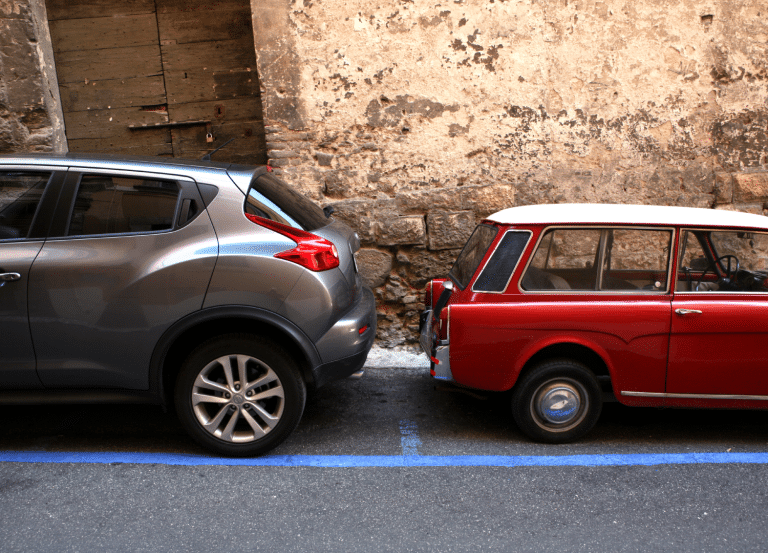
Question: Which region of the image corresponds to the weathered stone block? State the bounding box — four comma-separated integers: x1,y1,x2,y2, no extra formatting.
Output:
355,248,393,288
0,116,21,153
731,203,764,215
322,173,350,198
427,210,476,250
395,184,515,217
315,152,334,166
408,248,461,285
268,149,298,159
734,172,768,202
460,184,516,217
1,20,46,110
327,199,386,240
378,216,425,246
713,172,733,205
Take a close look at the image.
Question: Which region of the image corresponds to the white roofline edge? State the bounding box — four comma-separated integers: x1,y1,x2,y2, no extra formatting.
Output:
486,203,768,230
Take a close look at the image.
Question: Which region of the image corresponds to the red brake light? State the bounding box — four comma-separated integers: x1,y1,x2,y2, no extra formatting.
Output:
245,213,340,271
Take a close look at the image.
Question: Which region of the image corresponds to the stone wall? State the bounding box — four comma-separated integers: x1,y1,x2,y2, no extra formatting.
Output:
0,0,65,154
4,1,767,347
252,0,768,346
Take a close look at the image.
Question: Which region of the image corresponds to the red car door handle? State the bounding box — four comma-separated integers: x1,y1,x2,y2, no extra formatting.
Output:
675,308,702,315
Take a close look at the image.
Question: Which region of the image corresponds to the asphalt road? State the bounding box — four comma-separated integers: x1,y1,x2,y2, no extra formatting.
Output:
1,364,767,552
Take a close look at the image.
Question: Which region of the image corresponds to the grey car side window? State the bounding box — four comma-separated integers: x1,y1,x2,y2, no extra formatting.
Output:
0,171,50,240
68,174,180,236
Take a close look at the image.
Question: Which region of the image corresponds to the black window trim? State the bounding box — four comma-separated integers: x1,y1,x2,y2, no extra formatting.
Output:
471,229,533,294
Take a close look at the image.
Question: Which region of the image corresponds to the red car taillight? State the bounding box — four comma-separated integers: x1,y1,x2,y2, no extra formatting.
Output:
245,213,340,272
436,310,448,341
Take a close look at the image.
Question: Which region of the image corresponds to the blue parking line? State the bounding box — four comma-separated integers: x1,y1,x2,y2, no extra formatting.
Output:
1,451,768,467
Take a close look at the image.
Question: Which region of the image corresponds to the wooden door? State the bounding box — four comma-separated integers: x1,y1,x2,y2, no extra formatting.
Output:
47,0,267,165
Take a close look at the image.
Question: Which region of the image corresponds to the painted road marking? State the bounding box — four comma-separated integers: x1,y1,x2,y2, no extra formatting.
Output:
399,419,422,456
2,451,768,467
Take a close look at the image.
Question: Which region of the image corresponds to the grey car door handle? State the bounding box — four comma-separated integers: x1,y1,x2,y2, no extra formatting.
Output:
675,308,702,315
0,272,21,282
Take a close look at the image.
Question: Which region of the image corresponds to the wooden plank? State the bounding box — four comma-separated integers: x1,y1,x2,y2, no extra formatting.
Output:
160,38,256,72
59,76,167,112
46,0,155,21
171,121,267,165
49,14,159,52
212,70,261,100
63,107,170,140
55,45,162,83
168,97,263,125
164,69,259,105
156,0,250,14
177,148,267,166
68,135,174,157
157,6,253,44
164,70,216,105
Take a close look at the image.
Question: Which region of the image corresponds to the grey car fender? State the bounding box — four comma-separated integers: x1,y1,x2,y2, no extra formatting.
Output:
149,305,323,405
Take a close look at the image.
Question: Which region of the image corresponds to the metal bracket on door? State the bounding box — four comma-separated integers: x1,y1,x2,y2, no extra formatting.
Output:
128,120,211,130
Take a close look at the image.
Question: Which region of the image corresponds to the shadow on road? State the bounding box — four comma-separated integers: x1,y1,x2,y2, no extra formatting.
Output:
1,367,767,454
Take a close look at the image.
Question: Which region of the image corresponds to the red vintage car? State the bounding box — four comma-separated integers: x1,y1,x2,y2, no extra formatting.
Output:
420,204,768,443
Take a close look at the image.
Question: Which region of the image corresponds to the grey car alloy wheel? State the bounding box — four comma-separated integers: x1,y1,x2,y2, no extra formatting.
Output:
176,334,306,456
192,353,286,443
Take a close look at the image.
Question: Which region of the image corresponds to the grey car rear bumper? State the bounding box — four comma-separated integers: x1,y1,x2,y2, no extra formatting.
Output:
312,287,377,387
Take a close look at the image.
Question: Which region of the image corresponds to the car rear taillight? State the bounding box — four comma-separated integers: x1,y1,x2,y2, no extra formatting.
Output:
245,213,339,271
436,310,448,341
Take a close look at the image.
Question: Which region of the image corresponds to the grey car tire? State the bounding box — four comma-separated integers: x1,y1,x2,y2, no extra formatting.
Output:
175,334,306,457
511,359,602,444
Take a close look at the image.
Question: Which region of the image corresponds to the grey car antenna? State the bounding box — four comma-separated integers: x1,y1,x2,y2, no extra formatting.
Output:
201,138,236,161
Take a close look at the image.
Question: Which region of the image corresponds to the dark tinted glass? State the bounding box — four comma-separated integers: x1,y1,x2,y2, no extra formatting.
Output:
0,171,50,239
449,224,499,289
68,174,179,236
473,231,531,292
247,173,328,231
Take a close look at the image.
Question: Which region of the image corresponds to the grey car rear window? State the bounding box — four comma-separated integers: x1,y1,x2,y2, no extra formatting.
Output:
247,173,327,231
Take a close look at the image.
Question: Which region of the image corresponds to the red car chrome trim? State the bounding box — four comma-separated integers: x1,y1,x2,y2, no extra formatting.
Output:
622,391,768,401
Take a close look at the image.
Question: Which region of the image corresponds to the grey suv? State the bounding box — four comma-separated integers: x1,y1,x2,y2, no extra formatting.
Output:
0,153,376,456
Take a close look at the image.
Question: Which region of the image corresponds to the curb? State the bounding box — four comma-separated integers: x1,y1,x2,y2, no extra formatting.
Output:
363,346,429,369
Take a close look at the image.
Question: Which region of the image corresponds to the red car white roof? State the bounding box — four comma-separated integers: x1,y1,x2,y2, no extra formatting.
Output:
487,204,768,231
